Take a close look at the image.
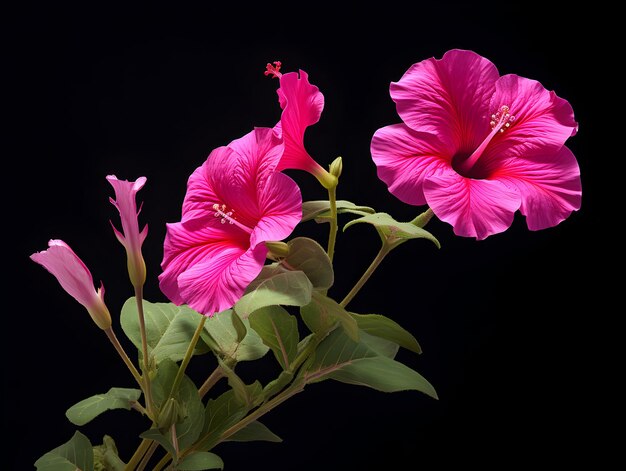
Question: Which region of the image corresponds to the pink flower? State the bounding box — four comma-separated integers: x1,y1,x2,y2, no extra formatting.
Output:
159,127,302,316
107,175,148,287
30,240,112,329
371,49,581,239
266,62,337,188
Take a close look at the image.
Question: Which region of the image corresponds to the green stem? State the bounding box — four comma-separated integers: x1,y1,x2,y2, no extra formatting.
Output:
327,184,338,262
124,438,151,471
136,441,158,471
198,366,225,400
340,243,392,308
104,327,143,386
134,286,154,417
152,454,170,471
168,315,207,400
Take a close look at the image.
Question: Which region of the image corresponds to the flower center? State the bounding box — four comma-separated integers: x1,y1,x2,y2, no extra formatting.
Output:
264,61,283,79
212,204,252,234
454,105,516,178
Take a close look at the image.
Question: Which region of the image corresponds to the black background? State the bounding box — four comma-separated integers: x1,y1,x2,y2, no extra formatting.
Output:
5,3,611,470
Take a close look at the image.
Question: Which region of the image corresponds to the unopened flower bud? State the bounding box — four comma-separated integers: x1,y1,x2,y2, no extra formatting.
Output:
157,398,183,431
265,241,290,260
329,156,343,179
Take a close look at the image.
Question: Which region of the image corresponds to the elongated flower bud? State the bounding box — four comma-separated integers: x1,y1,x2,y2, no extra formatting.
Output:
107,175,148,288
31,240,112,329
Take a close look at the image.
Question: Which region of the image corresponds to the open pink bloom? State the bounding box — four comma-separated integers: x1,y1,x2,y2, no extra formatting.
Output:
107,175,148,287
30,240,112,329
266,62,336,188
371,49,581,239
159,127,302,316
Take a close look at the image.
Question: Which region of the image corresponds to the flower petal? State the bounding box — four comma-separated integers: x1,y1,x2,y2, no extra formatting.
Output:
107,175,147,252
390,49,499,152
424,169,521,240
251,172,303,247
276,70,326,173
371,123,452,206
178,244,267,316
487,74,577,158
182,147,227,223
494,146,581,230
30,239,100,308
158,220,248,306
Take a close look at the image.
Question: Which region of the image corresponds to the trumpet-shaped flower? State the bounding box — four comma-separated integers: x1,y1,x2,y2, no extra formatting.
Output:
159,127,302,316
371,49,581,239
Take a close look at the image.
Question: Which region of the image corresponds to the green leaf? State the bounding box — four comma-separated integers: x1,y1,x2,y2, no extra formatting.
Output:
219,359,263,409
302,200,375,222
344,212,440,247
262,370,293,399
359,331,399,359
93,435,123,471
234,270,313,318
230,309,248,343
35,431,93,471
305,329,437,398
177,452,224,470
249,306,299,370
148,359,205,450
202,310,269,362
350,313,422,354
225,420,282,443
283,237,333,290
139,429,176,458
120,297,210,362
65,387,142,426
197,390,247,451
301,292,359,342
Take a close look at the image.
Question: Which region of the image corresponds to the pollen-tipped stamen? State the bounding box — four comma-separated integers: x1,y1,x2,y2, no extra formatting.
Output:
212,203,253,234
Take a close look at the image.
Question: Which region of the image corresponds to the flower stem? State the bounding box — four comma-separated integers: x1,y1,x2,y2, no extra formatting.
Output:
327,184,338,262
340,243,392,308
198,366,226,400
152,454,170,471
136,441,158,471
124,438,151,471
134,286,154,418
104,327,143,386
168,315,207,400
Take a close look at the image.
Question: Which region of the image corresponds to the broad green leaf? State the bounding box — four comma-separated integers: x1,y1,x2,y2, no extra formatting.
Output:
302,200,375,222
202,310,269,362
151,359,179,407
139,429,176,458
350,313,422,354
230,309,247,343
177,452,224,470
305,329,437,398
301,292,359,341
344,212,440,247
219,359,263,409
284,237,333,290
359,331,399,359
35,431,93,471
148,359,205,450
66,387,142,426
234,270,313,318
120,297,210,362
249,306,299,370
225,420,282,443
197,390,247,451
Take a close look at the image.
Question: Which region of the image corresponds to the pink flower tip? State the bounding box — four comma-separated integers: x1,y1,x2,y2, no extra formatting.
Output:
264,61,283,79
30,239,112,329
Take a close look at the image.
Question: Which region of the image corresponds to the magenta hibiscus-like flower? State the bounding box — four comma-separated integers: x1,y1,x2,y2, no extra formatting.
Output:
266,61,336,188
159,127,302,316
371,49,581,239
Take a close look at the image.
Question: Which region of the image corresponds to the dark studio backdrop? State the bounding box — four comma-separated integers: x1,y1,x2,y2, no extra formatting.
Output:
5,3,610,470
